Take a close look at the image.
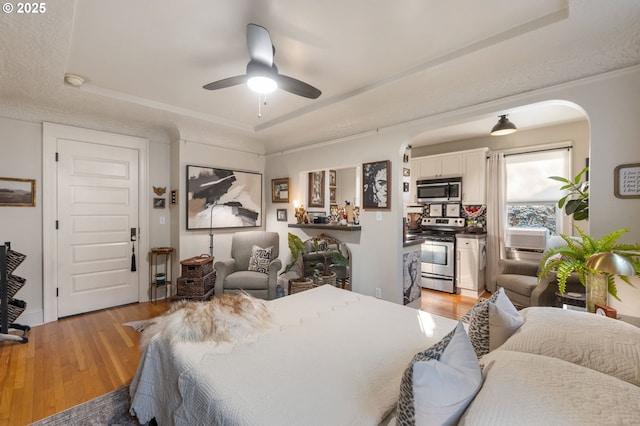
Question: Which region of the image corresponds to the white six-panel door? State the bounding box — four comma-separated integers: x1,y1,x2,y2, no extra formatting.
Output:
56,138,139,317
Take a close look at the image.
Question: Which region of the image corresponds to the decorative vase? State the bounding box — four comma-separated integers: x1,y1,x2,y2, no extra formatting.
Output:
586,272,608,313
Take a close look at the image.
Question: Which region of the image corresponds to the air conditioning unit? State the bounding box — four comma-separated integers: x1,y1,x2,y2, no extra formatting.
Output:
505,227,549,262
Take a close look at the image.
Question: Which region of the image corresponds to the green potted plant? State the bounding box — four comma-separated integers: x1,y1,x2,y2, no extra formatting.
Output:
549,166,589,221
280,233,314,293
538,227,640,312
307,237,348,286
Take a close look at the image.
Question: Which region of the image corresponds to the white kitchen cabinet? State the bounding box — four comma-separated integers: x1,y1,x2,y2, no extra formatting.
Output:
456,235,486,298
462,148,488,204
411,147,488,204
413,153,462,179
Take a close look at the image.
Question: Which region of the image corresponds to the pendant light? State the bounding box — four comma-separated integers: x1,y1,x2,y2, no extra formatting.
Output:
490,114,517,136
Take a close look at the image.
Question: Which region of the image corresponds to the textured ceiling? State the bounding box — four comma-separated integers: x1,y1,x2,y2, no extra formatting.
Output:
0,1,639,152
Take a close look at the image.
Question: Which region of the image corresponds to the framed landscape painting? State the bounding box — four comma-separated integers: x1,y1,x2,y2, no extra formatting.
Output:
186,165,262,230
0,177,35,207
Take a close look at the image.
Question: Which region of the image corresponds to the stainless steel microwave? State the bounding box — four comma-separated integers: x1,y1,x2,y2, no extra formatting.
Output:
416,177,462,203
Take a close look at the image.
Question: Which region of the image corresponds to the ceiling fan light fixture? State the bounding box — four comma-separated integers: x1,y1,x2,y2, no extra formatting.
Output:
247,75,277,94
490,114,517,136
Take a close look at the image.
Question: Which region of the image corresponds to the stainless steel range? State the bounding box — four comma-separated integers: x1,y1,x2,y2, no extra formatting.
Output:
419,217,465,293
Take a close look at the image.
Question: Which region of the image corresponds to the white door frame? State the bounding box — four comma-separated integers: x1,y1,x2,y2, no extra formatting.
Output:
42,122,149,323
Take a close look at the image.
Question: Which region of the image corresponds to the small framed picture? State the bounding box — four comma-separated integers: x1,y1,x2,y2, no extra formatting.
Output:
362,160,391,210
329,187,337,203
272,177,290,203
153,198,166,209
0,177,36,207
403,167,410,177
308,171,325,208
276,208,288,222
329,170,337,187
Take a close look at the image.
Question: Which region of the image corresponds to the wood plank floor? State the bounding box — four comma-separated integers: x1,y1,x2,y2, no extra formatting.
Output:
0,289,481,425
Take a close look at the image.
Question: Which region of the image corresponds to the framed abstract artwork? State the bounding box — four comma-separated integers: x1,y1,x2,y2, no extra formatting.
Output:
186,165,262,230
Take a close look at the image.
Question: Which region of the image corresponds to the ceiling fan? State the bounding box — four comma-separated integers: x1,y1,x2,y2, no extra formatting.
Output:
203,24,321,99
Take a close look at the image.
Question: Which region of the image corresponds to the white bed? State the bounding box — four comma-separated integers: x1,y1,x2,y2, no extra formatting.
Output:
129,285,459,425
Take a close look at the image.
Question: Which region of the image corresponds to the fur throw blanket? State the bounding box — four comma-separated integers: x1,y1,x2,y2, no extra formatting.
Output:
140,292,272,350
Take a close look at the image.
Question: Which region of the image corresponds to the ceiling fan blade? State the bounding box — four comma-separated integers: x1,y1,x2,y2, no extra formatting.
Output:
277,74,322,99
202,75,247,91
247,23,273,66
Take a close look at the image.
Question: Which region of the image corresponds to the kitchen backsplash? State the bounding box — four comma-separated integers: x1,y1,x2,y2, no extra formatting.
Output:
462,205,487,229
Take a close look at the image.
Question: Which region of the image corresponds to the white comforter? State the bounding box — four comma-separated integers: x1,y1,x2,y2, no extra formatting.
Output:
130,285,459,425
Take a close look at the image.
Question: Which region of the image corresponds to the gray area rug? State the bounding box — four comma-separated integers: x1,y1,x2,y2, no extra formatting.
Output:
29,385,149,426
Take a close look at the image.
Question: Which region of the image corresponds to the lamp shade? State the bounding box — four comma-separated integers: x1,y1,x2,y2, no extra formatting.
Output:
490,115,517,136
585,252,636,276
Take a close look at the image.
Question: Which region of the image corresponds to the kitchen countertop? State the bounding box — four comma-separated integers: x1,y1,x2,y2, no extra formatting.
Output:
403,229,487,247
455,232,487,239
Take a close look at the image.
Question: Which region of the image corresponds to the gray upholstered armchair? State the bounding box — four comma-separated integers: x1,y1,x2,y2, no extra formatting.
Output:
214,231,282,300
496,236,583,307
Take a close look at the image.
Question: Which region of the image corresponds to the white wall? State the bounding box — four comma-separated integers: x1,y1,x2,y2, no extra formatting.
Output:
0,117,43,325
0,116,171,324
2,65,640,322
266,132,409,304
266,65,640,316
172,140,266,268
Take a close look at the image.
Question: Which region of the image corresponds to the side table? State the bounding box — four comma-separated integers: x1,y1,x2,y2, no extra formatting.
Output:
150,247,174,302
555,291,586,310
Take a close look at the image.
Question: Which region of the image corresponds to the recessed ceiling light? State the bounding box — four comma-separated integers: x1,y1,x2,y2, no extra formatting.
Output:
64,74,85,87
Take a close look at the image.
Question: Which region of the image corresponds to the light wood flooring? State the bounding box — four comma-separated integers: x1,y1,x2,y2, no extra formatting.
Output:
0,289,481,425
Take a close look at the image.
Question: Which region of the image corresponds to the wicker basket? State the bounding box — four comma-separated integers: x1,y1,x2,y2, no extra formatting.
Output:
180,254,214,278
288,279,319,295
314,272,336,287
177,270,216,296
0,298,26,324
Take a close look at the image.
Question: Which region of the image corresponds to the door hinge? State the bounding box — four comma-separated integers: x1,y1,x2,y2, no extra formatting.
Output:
56,288,59,297
55,220,59,230
55,152,59,162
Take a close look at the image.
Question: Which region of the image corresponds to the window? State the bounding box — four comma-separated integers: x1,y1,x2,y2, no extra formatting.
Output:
505,148,571,235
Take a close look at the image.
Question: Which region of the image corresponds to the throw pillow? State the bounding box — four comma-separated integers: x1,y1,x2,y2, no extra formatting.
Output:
247,245,272,274
459,290,500,324
466,287,524,357
487,290,524,351
397,322,483,426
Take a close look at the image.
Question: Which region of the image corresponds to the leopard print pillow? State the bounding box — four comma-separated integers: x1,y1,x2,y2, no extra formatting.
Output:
396,323,458,425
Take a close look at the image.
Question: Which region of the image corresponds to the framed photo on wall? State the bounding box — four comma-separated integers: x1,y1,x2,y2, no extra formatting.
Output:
329,169,337,186
186,165,262,230
153,198,166,208
0,177,36,207
362,160,390,210
276,208,288,221
308,171,325,208
272,177,290,203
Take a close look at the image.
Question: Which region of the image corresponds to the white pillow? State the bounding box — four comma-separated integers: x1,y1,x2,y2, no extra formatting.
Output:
247,245,272,274
467,287,524,357
488,291,524,351
397,322,483,426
